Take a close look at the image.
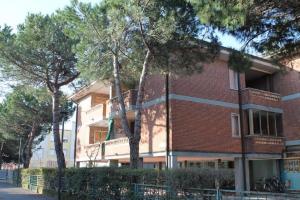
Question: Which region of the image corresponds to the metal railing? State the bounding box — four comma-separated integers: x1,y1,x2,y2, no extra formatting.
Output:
28,175,44,192
133,184,300,200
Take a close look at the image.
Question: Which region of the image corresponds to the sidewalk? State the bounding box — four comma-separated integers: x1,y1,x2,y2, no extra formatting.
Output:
0,182,54,200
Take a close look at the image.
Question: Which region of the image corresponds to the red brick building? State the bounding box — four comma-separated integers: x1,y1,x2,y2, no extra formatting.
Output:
70,51,300,191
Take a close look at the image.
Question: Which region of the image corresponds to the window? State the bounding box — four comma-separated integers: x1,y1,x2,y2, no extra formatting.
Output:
89,128,107,144
231,113,241,137
229,69,239,90
253,110,261,134
260,111,268,135
276,113,283,136
248,110,283,136
268,113,276,136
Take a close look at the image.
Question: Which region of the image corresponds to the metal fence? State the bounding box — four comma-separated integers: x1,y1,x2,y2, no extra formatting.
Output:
134,184,300,200
2,172,300,200
0,169,17,184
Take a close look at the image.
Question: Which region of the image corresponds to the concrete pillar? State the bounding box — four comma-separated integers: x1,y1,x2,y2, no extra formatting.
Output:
234,157,250,191
109,159,119,167
168,155,178,169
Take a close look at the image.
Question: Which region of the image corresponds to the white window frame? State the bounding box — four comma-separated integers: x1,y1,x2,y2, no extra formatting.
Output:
229,68,239,90
231,113,241,137
248,109,281,136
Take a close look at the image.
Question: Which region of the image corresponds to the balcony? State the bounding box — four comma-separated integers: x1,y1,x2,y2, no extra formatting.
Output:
83,143,104,160
85,104,107,127
242,88,281,108
245,135,284,154
103,137,129,159
110,89,137,115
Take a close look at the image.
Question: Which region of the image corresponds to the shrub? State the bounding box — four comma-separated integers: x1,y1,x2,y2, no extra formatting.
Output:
18,167,234,199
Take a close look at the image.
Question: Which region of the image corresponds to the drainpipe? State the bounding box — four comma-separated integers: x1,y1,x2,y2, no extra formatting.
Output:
237,72,247,191
165,73,170,169
73,102,79,168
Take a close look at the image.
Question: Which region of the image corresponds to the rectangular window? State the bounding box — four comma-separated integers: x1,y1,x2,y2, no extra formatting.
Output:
248,110,283,137
268,113,276,136
229,69,239,90
260,111,268,135
231,113,241,137
253,110,261,134
276,113,283,136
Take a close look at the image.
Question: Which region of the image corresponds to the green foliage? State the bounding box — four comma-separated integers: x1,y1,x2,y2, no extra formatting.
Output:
18,167,234,199
228,50,252,72
0,86,74,165
190,0,248,30
62,0,220,83
0,14,79,90
191,0,300,60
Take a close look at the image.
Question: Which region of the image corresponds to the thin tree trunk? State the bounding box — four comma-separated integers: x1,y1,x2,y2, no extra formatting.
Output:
113,53,131,137
131,50,151,169
23,122,38,168
0,141,4,169
21,138,29,165
52,88,66,169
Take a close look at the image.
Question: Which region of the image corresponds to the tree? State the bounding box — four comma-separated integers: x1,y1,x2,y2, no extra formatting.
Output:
63,0,220,168
0,86,53,168
191,0,300,61
0,13,80,169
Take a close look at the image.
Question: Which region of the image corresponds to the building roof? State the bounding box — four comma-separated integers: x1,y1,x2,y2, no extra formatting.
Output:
69,81,110,102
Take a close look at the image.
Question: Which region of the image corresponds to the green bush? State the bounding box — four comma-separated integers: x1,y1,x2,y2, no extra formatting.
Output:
18,167,234,199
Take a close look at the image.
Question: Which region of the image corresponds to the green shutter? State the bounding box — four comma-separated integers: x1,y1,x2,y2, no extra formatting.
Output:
105,117,114,141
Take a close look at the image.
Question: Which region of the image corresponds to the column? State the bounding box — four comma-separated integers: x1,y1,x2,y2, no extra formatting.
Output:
168,155,178,169
234,157,250,191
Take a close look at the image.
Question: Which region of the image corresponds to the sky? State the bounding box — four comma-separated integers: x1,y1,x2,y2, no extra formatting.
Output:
0,0,243,101
0,0,99,30
0,0,98,102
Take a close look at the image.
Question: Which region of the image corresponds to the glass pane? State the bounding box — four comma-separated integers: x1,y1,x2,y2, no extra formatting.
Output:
261,111,268,135
276,114,283,136
232,115,240,136
253,110,261,134
268,113,276,136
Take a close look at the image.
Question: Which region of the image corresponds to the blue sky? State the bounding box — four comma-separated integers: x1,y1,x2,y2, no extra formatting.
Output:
0,0,99,30
0,0,243,101
0,0,242,49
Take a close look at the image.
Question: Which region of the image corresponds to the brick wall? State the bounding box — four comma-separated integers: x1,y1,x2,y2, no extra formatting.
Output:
273,65,300,141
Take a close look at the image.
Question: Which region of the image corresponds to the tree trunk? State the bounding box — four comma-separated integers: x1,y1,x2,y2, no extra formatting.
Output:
112,53,131,137
52,88,66,169
0,142,4,169
129,137,140,169
131,50,151,169
23,122,38,168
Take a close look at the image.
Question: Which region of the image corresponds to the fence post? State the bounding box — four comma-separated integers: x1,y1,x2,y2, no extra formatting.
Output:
133,184,138,199
216,187,221,200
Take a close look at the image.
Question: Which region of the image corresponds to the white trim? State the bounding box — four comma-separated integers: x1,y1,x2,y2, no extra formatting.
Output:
229,68,239,90
231,113,241,137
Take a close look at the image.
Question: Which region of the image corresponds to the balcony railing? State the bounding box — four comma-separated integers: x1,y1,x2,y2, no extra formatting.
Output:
242,88,281,107
245,135,284,145
85,104,106,126
110,89,138,114
103,137,129,158
244,135,284,153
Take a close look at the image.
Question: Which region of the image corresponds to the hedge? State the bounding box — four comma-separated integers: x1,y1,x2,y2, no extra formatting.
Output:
19,167,234,199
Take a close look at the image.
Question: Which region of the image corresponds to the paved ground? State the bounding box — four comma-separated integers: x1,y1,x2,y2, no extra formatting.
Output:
0,182,54,200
